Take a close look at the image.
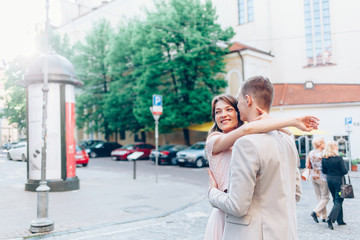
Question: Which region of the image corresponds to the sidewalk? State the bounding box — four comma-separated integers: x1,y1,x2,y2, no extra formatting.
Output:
1,153,360,240
0,156,207,240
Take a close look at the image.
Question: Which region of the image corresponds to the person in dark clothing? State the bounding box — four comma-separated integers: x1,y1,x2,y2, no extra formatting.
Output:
322,140,348,230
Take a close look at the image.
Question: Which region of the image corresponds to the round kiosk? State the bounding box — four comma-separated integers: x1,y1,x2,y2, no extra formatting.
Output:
24,52,83,192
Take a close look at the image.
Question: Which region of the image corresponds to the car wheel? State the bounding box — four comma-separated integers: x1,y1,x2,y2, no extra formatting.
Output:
171,158,178,165
21,154,26,162
82,163,88,167
90,152,97,158
7,153,12,160
195,157,204,168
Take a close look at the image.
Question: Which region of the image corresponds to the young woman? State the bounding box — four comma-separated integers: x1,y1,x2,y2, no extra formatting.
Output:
306,137,330,223
322,141,348,230
204,94,319,240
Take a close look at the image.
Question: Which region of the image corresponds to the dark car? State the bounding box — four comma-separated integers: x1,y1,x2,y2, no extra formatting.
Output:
86,142,122,158
111,143,155,160
176,142,208,168
150,144,188,165
75,145,89,166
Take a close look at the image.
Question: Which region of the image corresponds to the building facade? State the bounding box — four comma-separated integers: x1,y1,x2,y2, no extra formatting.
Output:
55,0,360,158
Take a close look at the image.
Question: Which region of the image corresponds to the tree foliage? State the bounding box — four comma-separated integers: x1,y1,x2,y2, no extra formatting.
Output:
107,0,234,143
72,19,114,140
1,57,28,131
3,0,234,144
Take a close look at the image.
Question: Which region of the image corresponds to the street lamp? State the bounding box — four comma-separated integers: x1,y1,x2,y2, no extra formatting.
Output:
30,0,54,233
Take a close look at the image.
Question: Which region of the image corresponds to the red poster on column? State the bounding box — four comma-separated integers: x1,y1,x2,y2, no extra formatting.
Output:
66,102,76,178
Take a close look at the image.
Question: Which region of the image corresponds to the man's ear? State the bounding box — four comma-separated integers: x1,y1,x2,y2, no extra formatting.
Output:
245,95,252,106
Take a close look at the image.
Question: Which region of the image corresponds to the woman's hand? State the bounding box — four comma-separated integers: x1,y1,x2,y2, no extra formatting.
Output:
207,169,218,189
295,116,320,132
255,107,270,121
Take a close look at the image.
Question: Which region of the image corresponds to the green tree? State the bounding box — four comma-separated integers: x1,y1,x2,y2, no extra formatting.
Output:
132,0,234,144
0,56,28,131
72,19,114,141
105,21,144,140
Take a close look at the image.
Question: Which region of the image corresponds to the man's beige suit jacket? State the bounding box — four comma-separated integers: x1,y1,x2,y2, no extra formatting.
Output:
209,131,301,240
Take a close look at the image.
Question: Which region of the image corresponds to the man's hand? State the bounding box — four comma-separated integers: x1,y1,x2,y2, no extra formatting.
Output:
295,116,319,132
207,169,218,189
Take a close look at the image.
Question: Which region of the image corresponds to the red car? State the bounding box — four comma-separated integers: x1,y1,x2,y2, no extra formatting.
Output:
75,145,89,167
111,143,155,160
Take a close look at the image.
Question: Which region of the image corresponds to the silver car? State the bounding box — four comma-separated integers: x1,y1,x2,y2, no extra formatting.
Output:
176,142,208,168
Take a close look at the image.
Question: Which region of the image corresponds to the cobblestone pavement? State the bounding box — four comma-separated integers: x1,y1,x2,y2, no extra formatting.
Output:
24,171,360,240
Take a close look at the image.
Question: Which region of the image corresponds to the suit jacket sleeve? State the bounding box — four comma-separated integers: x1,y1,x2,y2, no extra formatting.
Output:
208,137,259,218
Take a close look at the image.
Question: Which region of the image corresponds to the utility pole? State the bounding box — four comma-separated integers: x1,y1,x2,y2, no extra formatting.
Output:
30,0,54,233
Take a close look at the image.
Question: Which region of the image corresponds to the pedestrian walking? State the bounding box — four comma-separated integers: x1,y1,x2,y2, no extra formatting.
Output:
322,140,348,230
306,137,330,223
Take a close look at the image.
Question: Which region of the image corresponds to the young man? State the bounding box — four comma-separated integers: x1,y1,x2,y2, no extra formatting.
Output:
208,76,302,240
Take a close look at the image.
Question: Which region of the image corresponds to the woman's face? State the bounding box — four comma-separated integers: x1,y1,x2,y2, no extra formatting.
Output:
214,100,239,134
319,141,325,150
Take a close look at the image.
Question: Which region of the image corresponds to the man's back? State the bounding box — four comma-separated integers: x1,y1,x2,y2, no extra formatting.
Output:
210,131,301,240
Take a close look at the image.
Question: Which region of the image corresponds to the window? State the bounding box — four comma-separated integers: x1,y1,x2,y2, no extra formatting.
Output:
303,0,333,66
295,135,313,156
238,0,254,25
333,136,349,155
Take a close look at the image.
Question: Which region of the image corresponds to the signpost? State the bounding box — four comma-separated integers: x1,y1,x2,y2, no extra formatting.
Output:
150,95,162,183
345,116,352,173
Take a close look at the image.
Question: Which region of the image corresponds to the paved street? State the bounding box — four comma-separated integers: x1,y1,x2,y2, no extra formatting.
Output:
1,151,360,240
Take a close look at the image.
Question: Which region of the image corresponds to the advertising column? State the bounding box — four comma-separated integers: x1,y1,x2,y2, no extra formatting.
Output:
65,85,76,178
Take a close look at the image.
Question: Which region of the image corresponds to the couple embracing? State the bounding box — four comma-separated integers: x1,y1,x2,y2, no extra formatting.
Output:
204,76,319,240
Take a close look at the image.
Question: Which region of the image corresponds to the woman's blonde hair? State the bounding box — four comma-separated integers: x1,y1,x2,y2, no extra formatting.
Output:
323,140,339,158
312,137,325,149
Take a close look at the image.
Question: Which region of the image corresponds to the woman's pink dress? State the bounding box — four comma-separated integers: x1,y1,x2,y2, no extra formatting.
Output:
204,132,232,240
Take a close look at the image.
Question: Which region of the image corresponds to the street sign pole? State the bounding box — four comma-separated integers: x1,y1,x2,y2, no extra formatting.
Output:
155,118,159,183
345,116,353,173
151,95,162,184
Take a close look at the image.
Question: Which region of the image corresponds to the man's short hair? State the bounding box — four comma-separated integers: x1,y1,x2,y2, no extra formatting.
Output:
240,76,274,110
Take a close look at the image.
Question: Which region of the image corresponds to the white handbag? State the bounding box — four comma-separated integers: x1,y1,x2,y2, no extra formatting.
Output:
301,168,311,181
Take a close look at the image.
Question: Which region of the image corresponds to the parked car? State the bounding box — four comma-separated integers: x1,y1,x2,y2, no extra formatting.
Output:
3,139,26,150
7,141,27,161
86,142,122,158
111,143,155,160
79,139,105,149
176,142,208,168
150,144,188,165
75,145,89,167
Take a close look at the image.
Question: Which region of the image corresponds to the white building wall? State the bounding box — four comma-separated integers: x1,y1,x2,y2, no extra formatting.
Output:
56,0,154,44
212,0,360,84
271,104,360,159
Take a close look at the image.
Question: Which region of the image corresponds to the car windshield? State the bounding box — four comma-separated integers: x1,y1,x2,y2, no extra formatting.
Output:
76,145,83,151
94,143,103,148
159,145,174,151
121,144,136,150
189,143,205,150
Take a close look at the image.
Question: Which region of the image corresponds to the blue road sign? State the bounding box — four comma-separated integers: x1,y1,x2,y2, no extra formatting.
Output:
345,117,352,125
153,95,162,106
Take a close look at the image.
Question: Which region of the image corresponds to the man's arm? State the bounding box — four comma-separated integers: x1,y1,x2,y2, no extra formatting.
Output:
208,137,259,218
